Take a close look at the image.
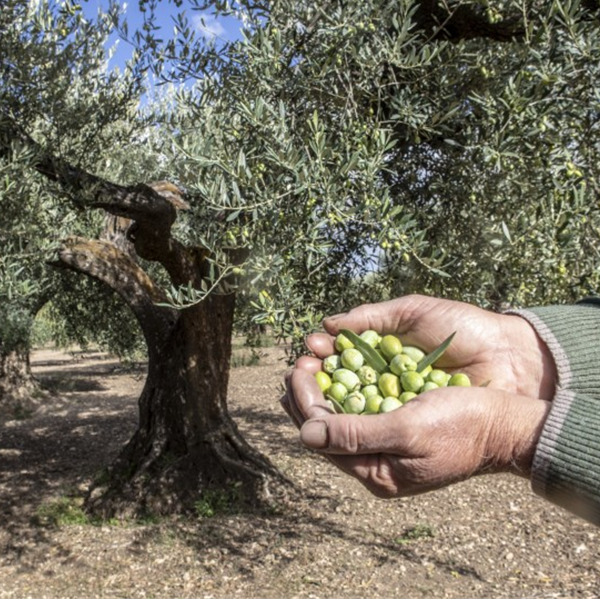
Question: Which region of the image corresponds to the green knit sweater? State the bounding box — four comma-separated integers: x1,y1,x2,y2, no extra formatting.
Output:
510,299,600,524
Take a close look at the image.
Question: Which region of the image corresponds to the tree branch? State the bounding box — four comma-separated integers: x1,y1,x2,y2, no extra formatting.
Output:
414,0,526,42
0,113,202,285
54,236,178,350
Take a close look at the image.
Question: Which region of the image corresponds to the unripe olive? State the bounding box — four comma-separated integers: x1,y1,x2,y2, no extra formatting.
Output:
315,371,332,393
448,373,471,387
427,369,450,387
360,329,381,348
379,335,403,361
378,372,400,398
334,333,354,352
361,384,379,398
364,394,384,413
333,368,361,391
400,371,424,394
402,346,425,363
357,365,378,385
420,381,439,393
399,391,417,404
341,348,364,372
326,382,348,403
322,354,342,375
345,391,366,414
389,353,417,376
379,396,402,413
314,327,463,417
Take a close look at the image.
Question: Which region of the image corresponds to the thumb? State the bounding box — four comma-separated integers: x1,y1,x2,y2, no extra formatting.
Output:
300,412,409,455
323,296,430,336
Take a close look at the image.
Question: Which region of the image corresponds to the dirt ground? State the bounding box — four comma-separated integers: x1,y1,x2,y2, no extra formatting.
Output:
0,345,599,599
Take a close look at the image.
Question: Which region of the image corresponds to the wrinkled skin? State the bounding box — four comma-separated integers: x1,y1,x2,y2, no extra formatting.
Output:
281,295,554,498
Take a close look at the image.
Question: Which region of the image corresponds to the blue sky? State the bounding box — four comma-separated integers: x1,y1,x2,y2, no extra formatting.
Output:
81,1,244,69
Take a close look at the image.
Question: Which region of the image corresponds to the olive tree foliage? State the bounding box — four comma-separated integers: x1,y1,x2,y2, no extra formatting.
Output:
386,0,600,309
149,0,600,353
0,0,154,381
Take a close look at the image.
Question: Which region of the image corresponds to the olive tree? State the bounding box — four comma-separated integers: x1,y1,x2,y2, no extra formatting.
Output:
2,0,599,518
0,0,148,414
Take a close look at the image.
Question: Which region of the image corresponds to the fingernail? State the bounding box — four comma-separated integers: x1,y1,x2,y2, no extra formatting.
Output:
300,420,329,449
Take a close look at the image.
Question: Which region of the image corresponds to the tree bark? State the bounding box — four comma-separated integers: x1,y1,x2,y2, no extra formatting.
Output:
0,117,291,517
52,214,287,518
86,292,284,518
0,347,40,421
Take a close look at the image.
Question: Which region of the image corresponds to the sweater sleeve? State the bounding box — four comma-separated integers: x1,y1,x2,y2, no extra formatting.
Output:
508,299,600,524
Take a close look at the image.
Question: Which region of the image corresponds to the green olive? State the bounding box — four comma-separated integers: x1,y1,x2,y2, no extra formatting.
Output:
402,346,425,363
379,396,403,413
379,335,403,361
361,384,379,398
341,348,364,371
418,364,433,378
357,365,378,385
420,381,439,393
399,391,417,404
333,368,361,391
389,353,417,376
364,394,384,413
322,354,342,375
427,369,450,387
315,371,332,393
400,371,425,394
335,333,354,352
345,391,366,414
326,382,348,403
378,372,400,398
360,329,381,348
448,373,471,387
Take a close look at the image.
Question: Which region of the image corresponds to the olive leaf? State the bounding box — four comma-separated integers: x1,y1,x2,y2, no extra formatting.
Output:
416,332,456,372
326,397,347,414
339,329,388,373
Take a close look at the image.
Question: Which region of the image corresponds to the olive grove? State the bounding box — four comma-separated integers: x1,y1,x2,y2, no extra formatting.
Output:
0,1,152,415
1,0,599,517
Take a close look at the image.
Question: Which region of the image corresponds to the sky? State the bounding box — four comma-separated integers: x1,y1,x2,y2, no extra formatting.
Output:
80,1,244,70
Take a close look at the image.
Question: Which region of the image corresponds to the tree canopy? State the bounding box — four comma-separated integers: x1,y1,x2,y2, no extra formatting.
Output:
148,0,600,339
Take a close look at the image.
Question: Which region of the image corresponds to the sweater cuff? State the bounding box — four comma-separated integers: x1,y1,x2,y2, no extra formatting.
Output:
508,303,600,523
508,302,600,394
531,389,600,523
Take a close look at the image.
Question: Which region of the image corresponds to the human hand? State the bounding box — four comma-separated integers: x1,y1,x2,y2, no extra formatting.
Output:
280,294,555,498
298,294,556,401
282,368,550,498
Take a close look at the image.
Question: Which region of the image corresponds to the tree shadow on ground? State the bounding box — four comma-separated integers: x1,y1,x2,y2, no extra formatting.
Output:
229,405,306,458
0,363,141,565
3,350,487,591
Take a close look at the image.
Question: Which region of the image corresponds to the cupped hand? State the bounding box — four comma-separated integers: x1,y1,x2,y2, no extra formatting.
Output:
282,368,550,498
298,294,556,400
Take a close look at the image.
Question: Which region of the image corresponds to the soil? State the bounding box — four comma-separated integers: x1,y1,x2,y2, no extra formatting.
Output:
0,345,599,599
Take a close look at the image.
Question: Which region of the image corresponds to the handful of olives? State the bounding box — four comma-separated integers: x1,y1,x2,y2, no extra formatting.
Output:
314,329,470,415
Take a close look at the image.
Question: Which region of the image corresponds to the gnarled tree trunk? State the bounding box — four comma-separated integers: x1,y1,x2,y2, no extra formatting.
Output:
85,287,283,518
52,200,287,519
0,119,291,517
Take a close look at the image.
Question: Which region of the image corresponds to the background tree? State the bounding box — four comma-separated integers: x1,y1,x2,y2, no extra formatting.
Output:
0,0,149,414
162,0,599,328
1,0,599,517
